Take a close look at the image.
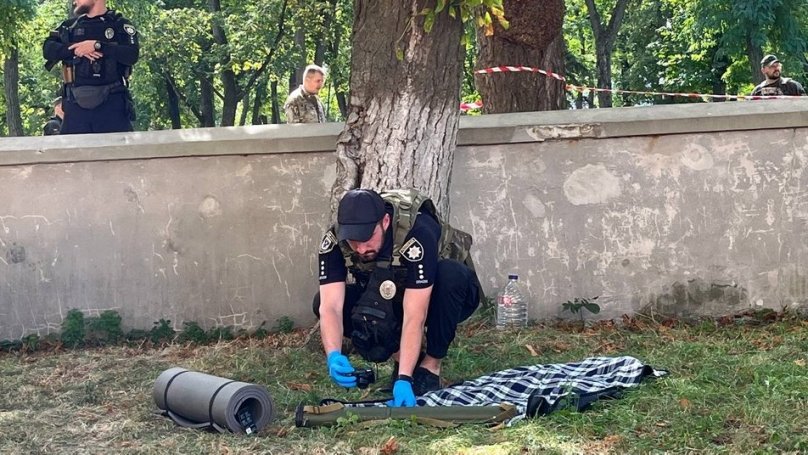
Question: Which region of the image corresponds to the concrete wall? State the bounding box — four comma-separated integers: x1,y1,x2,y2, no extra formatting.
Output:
1,100,807,339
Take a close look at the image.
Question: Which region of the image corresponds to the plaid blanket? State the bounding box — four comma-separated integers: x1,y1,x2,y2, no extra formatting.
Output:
343,356,667,424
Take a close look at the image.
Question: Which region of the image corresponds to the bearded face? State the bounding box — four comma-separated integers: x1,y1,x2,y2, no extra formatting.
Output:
73,0,95,16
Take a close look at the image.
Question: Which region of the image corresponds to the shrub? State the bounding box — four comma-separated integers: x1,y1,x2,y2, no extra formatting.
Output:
61,309,86,347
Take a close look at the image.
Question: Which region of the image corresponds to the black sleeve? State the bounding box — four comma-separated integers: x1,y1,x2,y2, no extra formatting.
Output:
102,17,139,66
42,21,74,63
317,230,348,284
401,212,441,289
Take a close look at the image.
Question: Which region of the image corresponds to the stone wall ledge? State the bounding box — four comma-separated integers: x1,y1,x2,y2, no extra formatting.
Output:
2,99,807,166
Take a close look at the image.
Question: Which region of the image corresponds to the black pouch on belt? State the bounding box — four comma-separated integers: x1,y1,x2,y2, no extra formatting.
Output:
70,85,111,109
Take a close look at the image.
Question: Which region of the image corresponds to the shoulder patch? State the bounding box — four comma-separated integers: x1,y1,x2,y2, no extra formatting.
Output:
400,238,424,262
319,231,337,254
123,24,136,36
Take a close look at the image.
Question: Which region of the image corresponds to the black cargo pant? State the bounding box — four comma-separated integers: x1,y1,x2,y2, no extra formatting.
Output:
61,91,134,134
313,259,480,359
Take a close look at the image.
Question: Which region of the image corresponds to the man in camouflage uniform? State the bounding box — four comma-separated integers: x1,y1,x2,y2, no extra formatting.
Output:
284,64,326,123
751,55,806,97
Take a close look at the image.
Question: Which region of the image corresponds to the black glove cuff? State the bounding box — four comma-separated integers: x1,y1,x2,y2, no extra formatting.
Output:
397,374,413,383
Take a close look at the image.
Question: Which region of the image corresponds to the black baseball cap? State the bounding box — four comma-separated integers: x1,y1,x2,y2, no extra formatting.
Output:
761,54,779,67
336,189,385,241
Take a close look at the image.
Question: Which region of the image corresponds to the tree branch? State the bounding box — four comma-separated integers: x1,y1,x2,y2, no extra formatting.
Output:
236,0,290,101
163,71,203,123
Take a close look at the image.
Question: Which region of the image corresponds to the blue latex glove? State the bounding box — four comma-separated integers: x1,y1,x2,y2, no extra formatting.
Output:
327,351,356,388
387,379,416,407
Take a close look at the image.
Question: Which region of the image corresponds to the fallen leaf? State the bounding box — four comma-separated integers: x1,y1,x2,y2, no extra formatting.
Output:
679,398,691,410
287,382,313,392
795,359,806,367
381,436,398,455
655,421,670,427
524,344,539,356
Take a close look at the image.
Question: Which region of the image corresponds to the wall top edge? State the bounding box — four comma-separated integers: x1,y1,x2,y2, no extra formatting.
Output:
1,100,807,166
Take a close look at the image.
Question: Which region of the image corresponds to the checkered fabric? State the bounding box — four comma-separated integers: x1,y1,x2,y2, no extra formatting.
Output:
345,356,666,424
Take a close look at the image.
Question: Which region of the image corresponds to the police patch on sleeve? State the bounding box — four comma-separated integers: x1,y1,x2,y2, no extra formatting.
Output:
123,24,136,36
400,238,424,262
319,231,337,254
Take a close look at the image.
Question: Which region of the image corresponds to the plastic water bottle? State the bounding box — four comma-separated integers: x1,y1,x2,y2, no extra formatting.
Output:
496,274,528,329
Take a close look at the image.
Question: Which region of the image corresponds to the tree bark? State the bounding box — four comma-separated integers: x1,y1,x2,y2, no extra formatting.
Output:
200,73,216,127
327,0,348,119
746,33,764,85
289,27,307,90
251,76,267,125
239,92,250,126
208,0,238,126
270,79,280,124
584,0,630,108
475,0,566,113
164,75,182,129
331,0,464,216
3,44,23,137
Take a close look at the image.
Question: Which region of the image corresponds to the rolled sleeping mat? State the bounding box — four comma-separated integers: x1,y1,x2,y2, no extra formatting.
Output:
153,367,275,434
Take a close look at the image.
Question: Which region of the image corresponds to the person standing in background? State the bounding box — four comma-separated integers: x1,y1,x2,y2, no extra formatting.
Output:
284,64,326,123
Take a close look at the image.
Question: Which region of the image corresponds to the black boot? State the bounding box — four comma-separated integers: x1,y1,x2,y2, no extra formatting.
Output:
412,366,441,395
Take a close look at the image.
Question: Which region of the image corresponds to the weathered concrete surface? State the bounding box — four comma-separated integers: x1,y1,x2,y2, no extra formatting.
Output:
1,100,808,338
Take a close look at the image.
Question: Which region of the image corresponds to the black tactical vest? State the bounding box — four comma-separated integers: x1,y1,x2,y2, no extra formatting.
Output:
66,11,129,86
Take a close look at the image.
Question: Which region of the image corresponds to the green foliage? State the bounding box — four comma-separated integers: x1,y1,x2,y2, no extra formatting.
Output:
273,316,295,333
85,310,124,346
21,334,40,352
252,321,269,339
177,321,209,344
206,325,235,341
562,296,601,322
0,339,23,352
149,319,175,345
61,309,86,348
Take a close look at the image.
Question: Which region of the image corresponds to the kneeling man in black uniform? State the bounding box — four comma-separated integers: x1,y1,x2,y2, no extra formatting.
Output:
314,188,481,407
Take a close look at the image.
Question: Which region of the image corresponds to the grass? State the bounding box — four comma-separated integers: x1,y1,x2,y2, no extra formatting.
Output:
0,311,806,454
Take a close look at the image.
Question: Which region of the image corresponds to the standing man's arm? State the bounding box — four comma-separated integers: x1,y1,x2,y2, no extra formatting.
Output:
284,95,300,123
43,22,74,63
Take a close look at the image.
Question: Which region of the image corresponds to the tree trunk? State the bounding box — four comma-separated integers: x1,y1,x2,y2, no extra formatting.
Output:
251,76,267,125
200,74,215,127
327,0,348,119
239,91,250,126
594,40,612,107
331,1,464,216
208,0,238,126
584,0,630,108
164,75,182,129
746,33,764,85
3,44,23,137
475,0,566,113
270,79,280,124
289,27,307,90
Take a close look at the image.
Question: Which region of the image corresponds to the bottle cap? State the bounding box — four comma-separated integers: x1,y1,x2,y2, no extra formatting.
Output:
508,274,518,280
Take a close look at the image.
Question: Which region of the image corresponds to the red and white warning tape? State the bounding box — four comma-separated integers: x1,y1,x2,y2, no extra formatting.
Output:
461,65,805,111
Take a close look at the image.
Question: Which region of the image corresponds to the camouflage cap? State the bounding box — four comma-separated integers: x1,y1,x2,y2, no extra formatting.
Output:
760,54,779,67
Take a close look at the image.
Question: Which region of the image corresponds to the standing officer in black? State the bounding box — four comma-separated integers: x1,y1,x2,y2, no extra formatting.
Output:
43,0,139,134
